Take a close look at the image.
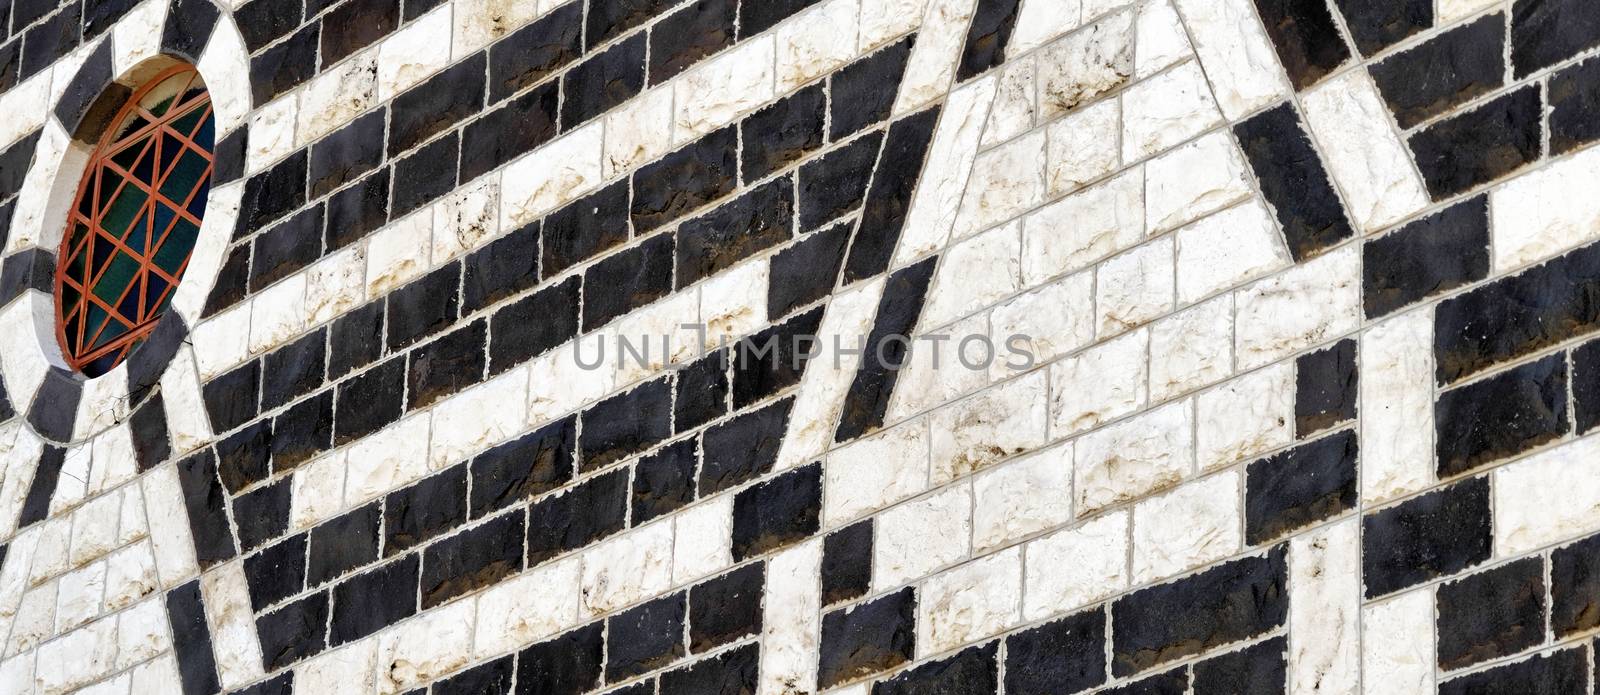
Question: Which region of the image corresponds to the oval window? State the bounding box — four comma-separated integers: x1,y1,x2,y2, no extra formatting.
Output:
54,65,215,377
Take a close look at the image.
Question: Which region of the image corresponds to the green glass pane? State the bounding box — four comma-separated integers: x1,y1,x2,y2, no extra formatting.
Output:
171,106,205,140
63,309,81,350
115,275,141,319
159,148,208,205
64,247,86,286
65,222,90,258
153,217,199,275
95,169,122,212
93,251,140,306
83,303,109,347
100,185,148,240
193,110,215,150
59,283,80,314
91,316,130,350
110,135,150,172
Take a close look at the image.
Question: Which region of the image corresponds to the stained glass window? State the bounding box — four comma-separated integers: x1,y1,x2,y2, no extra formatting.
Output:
54,65,214,377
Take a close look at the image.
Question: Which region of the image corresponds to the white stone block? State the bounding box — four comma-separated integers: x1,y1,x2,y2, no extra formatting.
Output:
379,5,453,101
1149,294,1233,401
141,465,198,588
296,50,378,146
375,599,475,694
161,348,215,454
675,36,776,141
1493,435,1600,557
54,561,105,633
247,274,308,356
922,222,1022,331
1121,61,1221,162
1048,328,1148,436
430,370,530,467
893,0,978,112
1008,0,1082,55
972,443,1074,551
290,453,348,532
101,542,157,612
1095,235,1173,337
431,177,501,262
1360,309,1434,504
29,518,71,585
1022,511,1129,620
981,56,1037,147
473,558,581,658
929,371,1049,483
1288,518,1360,695
1170,0,1287,119
452,0,542,59
296,639,377,695
988,270,1095,376
1490,145,1600,273
501,122,605,228
952,131,1046,241
858,0,927,51
344,416,432,506
117,485,148,546
759,540,822,695
823,418,930,525
304,244,368,326
1074,399,1193,514
1144,131,1252,234
1195,363,1294,472
918,547,1022,656
1300,70,1430,232
1023,168,1144,286
1234,246,1361,370
889,312,992,419
246,93,298,175
873,483,972,590
1438,0,1500,22
579,522,674,618
1175,199,1291,304
1134,0,1190,77
68,492,121,568
1036,10,1133,121
672,496,734,585
9,583,56,656
893,75,997,265
365,210,435,298
778,278,886,469
777,0,861,93
201,562,264,690
1361,588,1434,695
603,85,675,179
1045,96,1120,196
1131,472,1241,583
34,616,116,695
114,598,170,670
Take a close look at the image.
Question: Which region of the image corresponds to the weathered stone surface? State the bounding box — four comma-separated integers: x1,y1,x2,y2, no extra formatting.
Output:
1003,608,1106,695
1435,242,1600,384
1435,558,1545,670
605,592,686,681
1409,86,1543,200
874,642,998,695
1110,548,1288,677
1364,196,1490,319
1294,339,1358,436
1190,636,1287,695
1233,103,1352,261
1370,14,1504,129
1437,648,1586,695
1550,56,1600,155
818,587,916,687
1333,0,1431,56
1363,477,1492,598
1511,0,1600,77
1436,354,1567,477
1245,430,1358,544
1254,0,1351,89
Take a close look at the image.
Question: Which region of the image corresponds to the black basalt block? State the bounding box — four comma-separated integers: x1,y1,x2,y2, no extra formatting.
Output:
515,623,604,695
309,109,385,199
1551,56,1600,155
384,466,468,556
561,33,645,126
1572,339,1600,435
1233,102,1352,261
405,318,487,410
249,204,324,293
1436,557,1546,670
526,468,629,564
469,416,576,518
843,108,939,281
606,592,687,681
1294,339,1357,436
703,398,795,495
818,587,916,687
1434,242,1600,384
821,519,872,606
166,580,222,695
235,478,292,552
649,0,735,84
390,132,458,217
689,562,763,651
329,554,419,645
956,0,1021,81
587,0,684,48
271,390,333,470
579,377,672,471
1362,477,1492,598
435,655,513,695
261,326,326,411
27,367,81,443
176,450,239,568
741,84,826,183
420,510,524,607
328,300,384,380
1409,86,1543,200
461,82,560,182
248,21,317,106
244,533,307,612
325,168,390,251
1245,430,1358,545
390,53,486,157
1003,608,1107,695
738,0,821,37
1551,534,1600,636
19,4,80,80
463,221,540,314
1253,0,1352,90
489,275,580,374
334,355,405,444
255,591,328,670
385,262,461,351
1332,0,1431,56
1190,636,1287,695
1100,669,1189,695
769,222,850,319
235,0,302,52
1363,195,1489,319
128,393,172,471
731,460,821,560
800,130,883,231
215,421,271,493
1110,547,1288,677
1435,354,1567,477
673,350,729,432
307,502,380,586
676,175,794,288
835,257,937,441
488,2,581,102
659,642,759,695
830,37,914,141
1369,13,1503,129
1511,0,1600,78
542,181,630,277
1438,648,1586,695
631,437,698,524
874,642,998,695
320,0,398,66
582,233,673,330
235,150,307,239
732,307,824,407
631,126,738,233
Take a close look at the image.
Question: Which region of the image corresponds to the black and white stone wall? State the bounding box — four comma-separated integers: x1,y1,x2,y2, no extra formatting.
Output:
2,0,1600,693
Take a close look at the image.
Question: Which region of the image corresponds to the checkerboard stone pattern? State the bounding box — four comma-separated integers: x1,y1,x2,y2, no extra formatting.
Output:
4,0,1600,692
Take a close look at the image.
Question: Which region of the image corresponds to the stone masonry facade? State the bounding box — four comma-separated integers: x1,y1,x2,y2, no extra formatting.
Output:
2,0,1600,692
